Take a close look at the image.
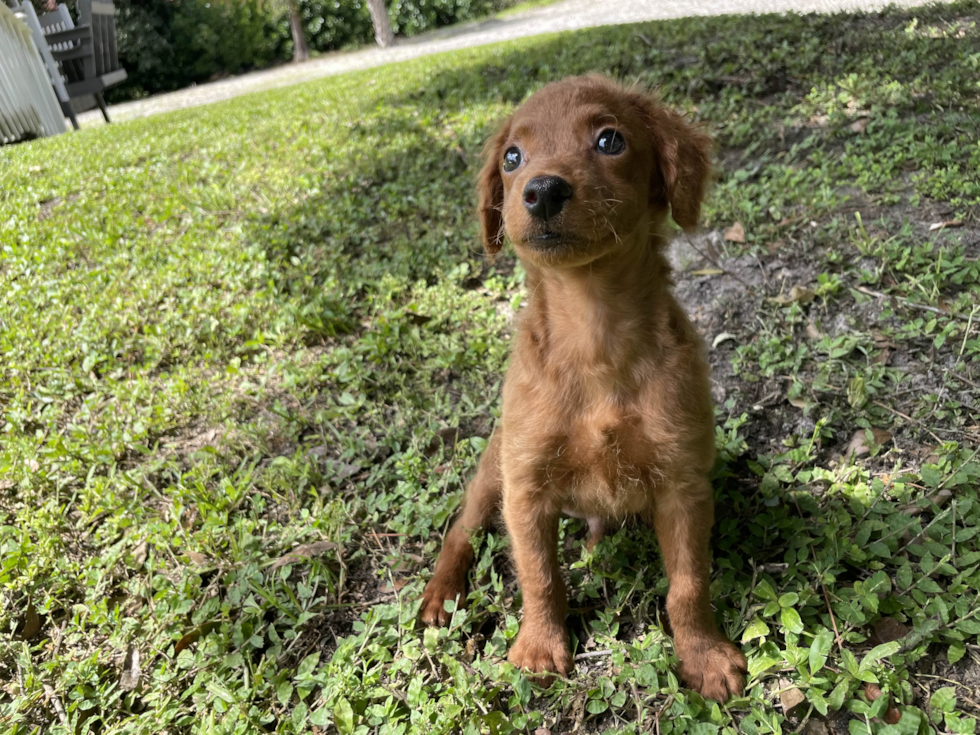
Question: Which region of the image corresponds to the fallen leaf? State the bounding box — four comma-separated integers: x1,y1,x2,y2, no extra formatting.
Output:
175,622,218,655
174,629,201,655
873,334,897,348
120,646,141,691
463,637,478,664
19,601,41,640
380,578,407,594
690,267,724,276
903,487,953,516
864,683,901,724
805,321,824,340
790,285,815,303
712,332,738,349
846,428,892,459
325,460,361,479
779,679,807,716
724,222,746,243
912,445,938,460
769,285,816,305
872,617,909,644
871,428,892,445
386,553,424,569
850,117,870,133
929,220,963,231
788,396,809,410
132,541,148,567
405,312,432,325
270,540,338,570
846,431,870,458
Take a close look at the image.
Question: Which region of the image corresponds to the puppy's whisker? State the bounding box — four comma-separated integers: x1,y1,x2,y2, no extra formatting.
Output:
601,215,621,245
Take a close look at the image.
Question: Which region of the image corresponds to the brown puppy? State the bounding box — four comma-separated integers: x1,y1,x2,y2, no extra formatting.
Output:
420,75,746,701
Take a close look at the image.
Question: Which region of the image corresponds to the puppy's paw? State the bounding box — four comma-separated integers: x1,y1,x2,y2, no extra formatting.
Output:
508,625,573,686
419,574,465,627
677,637,747,702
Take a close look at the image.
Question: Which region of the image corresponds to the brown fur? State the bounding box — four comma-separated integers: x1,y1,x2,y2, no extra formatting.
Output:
420,75,746,701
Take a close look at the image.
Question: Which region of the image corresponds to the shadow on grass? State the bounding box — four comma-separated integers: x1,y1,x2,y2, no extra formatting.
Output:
252,0,980,310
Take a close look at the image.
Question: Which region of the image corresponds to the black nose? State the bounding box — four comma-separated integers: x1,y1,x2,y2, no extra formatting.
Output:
522,176,573,221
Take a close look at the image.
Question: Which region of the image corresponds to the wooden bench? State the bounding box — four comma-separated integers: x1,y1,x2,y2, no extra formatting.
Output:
28,0,127,128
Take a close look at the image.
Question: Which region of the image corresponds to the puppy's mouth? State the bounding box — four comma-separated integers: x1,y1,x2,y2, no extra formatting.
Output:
526,229,577,249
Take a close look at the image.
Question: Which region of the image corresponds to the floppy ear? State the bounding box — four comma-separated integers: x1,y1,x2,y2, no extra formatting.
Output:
476,117,512,255
631,92,714,232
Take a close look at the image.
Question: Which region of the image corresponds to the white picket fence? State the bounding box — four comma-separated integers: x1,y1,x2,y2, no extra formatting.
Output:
0,1,66,143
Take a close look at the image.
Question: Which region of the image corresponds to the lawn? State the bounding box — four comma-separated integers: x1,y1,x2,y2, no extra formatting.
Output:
2,3,980,733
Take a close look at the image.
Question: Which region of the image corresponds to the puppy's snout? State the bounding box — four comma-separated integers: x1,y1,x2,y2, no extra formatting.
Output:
522,176,573,221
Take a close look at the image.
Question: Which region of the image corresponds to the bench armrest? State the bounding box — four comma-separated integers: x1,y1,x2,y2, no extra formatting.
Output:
43,24,91,47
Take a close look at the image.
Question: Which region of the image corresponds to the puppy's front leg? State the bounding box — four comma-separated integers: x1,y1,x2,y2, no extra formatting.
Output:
653,480,747,701
504,482,573,684
421,431,502,626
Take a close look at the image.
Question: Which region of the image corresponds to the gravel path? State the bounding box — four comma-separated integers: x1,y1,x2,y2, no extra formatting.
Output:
80,0,949,126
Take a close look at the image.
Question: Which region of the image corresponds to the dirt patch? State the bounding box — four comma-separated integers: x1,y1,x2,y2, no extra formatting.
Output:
670,212,980,463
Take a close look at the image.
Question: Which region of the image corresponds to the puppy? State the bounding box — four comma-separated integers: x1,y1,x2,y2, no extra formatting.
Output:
420,75,746,701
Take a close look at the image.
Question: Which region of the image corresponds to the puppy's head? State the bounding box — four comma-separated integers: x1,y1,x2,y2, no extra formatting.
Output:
477,75,713,266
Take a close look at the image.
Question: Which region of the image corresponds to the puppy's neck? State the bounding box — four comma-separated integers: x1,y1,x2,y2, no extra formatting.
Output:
520,224,674,381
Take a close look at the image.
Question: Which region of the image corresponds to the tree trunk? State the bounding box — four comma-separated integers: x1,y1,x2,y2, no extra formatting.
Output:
366,0,394,48
288,0,310,63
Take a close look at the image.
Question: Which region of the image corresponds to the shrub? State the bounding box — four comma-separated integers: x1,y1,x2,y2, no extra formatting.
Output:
289,0,373,57
91,0,507,102
279,0,506,63
108,0,285,100
388,0,498,35
169,0,282,81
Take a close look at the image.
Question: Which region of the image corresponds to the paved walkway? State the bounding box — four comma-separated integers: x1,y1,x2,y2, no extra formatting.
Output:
80,0,948,126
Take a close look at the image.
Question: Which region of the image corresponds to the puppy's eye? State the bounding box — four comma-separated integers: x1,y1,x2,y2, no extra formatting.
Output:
502,147,522,172
596,129,626,155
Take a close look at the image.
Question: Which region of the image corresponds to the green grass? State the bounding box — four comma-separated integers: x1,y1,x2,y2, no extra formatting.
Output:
3,3,980,734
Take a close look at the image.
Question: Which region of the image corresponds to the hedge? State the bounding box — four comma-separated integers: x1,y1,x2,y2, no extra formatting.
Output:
32,0,508,101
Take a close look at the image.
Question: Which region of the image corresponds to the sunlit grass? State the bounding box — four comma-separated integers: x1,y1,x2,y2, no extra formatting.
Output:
1,3,979,733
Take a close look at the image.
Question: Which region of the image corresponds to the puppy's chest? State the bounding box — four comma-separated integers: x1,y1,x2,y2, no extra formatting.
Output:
550,401,668,516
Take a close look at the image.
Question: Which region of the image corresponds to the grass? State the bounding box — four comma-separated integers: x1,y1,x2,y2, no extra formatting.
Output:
2,2,980,733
